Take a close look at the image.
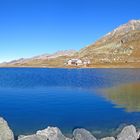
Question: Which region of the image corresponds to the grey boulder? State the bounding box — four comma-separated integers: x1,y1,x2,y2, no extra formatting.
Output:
18,126,72,140
0,117,14,140
18,134,45,140
117,125,138,140
100,137,115,140
73,128,97,140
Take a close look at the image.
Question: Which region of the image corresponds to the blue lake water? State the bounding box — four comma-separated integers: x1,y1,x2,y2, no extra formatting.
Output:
0,68,140,138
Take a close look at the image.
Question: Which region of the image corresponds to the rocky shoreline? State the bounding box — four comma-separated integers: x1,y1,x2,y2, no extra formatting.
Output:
0,117,140,140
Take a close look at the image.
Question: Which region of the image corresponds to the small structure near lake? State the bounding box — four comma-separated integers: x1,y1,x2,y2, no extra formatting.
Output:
66,59,91,66
67,59,83,66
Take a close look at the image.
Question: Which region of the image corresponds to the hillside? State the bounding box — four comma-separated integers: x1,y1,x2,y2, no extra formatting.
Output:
0,50,76,67
78,20,140,67
1,20,140,68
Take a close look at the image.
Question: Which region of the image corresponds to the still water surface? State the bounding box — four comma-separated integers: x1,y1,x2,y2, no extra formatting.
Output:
0,68,140,137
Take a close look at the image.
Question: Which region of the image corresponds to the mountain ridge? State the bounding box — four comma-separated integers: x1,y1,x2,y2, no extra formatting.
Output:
0,50,76,67
78,19,140,67
1,19,140,68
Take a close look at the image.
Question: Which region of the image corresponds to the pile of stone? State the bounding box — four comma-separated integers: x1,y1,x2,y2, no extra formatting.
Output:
0,117,140,140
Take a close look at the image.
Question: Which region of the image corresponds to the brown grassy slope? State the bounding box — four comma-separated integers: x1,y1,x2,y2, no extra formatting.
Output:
1,20,140,68
78,30,140,66
0,56,70,68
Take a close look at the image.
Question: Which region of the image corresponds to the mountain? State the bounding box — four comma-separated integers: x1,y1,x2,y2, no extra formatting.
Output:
0,50,76,67
32,50,76,60
78,20,140,67
1,20,140,68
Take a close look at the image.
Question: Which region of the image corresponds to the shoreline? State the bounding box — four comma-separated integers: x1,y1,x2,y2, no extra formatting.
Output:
0,66,140,69
0,117,140,140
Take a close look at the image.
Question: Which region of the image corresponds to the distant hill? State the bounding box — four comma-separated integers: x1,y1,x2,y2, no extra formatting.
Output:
0,50,76,67
78,20,140,67
1,20,140,68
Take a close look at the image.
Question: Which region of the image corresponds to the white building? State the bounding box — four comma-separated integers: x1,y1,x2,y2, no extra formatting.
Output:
83,60,91,65
67,59,83,66
67,59,90,66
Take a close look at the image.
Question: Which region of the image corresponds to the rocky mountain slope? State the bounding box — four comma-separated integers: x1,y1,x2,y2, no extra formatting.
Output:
78,20,140,67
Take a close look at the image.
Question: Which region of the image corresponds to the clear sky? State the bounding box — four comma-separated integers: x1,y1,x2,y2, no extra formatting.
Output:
0,0,140,62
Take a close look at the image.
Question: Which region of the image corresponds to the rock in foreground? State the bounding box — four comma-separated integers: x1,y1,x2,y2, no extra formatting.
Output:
73,128,97,140
100,137,115,140
1,116,140,140
0,117,14,140
18,127,72,140
117,125,138,140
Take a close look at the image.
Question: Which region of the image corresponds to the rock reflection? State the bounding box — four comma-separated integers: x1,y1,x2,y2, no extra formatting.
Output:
103,83,140,112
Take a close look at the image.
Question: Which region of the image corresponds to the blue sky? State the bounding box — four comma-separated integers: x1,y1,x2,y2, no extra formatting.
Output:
0,0,140,62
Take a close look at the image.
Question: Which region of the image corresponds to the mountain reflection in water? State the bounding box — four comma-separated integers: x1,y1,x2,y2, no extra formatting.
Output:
103,83,140,112
0,68,140,137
